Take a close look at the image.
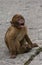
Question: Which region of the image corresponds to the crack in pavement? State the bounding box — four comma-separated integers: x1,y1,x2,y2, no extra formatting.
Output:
24,47,42,65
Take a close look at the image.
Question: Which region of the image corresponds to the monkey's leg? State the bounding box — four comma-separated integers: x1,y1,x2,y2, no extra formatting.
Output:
14,40,22,54
19,44,31,54
14,40,31,54
19,38,32,53
5,38,18,58
8,42,17,58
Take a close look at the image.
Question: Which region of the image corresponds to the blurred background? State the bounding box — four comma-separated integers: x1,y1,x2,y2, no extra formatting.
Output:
0,0,42,65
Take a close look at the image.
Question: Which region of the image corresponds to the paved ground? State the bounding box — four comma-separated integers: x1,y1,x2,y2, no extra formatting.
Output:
0,0,42,65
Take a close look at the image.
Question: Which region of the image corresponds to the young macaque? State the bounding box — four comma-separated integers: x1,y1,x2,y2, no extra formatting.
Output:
5,14,38,58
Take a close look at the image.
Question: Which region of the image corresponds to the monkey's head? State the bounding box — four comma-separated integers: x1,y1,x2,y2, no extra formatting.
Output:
10,14,25,29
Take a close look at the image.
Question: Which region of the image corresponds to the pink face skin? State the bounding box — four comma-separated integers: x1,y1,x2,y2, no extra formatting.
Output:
18,19,25,28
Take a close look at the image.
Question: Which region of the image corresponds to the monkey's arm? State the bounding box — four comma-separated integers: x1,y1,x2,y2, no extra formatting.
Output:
25,34,33,45
25,34,38,47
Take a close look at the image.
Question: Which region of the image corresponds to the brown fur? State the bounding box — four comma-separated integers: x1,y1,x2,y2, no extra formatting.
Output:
5,14,38,58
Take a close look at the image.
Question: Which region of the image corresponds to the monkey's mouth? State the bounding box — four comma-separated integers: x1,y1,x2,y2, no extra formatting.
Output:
20,23,24,25
20,23,24,27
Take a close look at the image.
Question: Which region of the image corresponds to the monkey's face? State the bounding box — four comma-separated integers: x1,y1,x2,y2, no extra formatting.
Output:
17,19,25,28
11,19,25,29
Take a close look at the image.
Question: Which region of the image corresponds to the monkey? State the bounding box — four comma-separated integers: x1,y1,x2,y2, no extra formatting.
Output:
5,14,38,58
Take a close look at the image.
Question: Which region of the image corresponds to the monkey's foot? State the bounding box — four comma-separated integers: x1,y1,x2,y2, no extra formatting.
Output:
24,44,32,52
10,54,16,58
32,43,38,48
25,44,32,49
10,52,16,58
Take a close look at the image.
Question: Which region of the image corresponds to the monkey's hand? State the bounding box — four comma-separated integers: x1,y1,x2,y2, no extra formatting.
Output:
31,43,38,48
